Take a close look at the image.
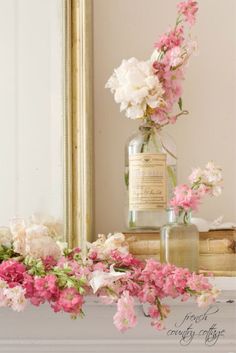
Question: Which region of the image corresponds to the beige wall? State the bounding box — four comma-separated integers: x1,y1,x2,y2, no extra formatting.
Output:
93,0,236,235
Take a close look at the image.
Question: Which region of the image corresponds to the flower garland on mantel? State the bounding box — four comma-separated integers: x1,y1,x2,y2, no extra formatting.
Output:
0,219,219,333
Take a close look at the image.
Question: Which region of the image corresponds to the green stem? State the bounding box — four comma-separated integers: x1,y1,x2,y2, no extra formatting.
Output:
156,298,164,320
140,130,151,153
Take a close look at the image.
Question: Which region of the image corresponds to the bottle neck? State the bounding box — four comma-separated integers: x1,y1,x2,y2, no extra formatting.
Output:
167,208,192,225
139,118,162,133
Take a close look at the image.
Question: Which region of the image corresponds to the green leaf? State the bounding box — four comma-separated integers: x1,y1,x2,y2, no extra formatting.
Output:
178,97,183,111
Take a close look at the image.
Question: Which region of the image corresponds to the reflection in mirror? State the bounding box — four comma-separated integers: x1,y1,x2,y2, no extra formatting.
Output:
93,0,236,235
0,1,65,232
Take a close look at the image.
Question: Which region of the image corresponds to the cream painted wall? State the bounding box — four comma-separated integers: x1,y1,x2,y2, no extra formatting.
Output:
93,0,236,235
0,0,64,225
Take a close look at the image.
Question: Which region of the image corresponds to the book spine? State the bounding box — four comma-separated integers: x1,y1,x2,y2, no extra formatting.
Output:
127,239,235,255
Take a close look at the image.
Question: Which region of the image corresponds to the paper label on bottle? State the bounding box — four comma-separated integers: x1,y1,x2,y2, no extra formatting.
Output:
129,153,167,211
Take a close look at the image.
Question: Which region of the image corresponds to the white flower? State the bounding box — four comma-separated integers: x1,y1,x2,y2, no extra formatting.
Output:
106,57,165,119
10,219,61,259
0,280,8,308
169,47,183,67
196,293,215,308
56,241,68,254
3,286,27,312
89,265,127,293
189,167,203,184
30,213,64,240
87,233,129,260
211,185,222,197
189,162,223,197
24,225,61,259
186,39,198,56
10,218,27,255
104,233,129,254
204,162,222,184
0,227,12,248
150,49,161,63
196,287,220,308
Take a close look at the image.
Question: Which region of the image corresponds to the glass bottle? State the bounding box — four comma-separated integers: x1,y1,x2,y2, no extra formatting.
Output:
125,122,177,230
160,208,199,272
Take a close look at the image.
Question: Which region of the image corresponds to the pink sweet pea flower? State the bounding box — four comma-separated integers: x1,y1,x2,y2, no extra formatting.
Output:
155,26,184,51
151,320,165,331
170,184,201,213
52,287,84,315
34,274,59,301
113,291,137,332
177,0,198,26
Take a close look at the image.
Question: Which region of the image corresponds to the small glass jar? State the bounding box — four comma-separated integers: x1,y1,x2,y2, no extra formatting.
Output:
125,122,177,230
160,208,199,272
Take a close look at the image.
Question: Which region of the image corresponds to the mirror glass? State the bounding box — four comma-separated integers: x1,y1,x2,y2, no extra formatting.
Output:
93,0,236,235
0,0,65,228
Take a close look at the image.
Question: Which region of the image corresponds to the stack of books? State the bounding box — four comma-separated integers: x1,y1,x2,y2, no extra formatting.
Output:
124,230,236,276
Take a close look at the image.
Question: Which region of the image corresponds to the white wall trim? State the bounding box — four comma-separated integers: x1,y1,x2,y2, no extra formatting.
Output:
0,339,235,353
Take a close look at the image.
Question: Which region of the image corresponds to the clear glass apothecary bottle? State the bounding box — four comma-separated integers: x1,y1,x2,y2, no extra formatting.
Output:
160,208,199,272
125,122,177,230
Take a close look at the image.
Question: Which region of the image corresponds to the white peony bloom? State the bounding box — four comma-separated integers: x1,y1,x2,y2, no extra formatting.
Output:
10,218,27,255
106,57,165,119
87,233,129,260
10,219,61,259
104,233,129,254
0,227,12,248
30,213,64,240
24,225,61,260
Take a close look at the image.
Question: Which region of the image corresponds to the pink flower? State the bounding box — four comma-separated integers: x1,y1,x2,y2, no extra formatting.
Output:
0,261,26,288
43,256,57,271
148,305,160,319
23,274,35,298
151,320,165,331
34,275,59,301
52,288,84,315
170,184,201,213
187,273,212,292
67,247,81,260
177,0,198,26
113,291,137,332
110,250,143,268
155,26,184,51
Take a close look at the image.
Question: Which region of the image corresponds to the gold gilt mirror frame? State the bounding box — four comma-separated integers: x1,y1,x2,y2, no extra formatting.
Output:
64,0,93,249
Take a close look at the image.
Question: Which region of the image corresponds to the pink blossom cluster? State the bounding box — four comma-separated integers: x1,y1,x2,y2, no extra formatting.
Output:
170,161,223,216
170,184,201,213
177,0,198,26
0,238,219,333
151,0,198,125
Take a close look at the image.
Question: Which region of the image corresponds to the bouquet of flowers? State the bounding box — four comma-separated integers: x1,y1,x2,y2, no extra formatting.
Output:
0,218,219,332
106,0,198,127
